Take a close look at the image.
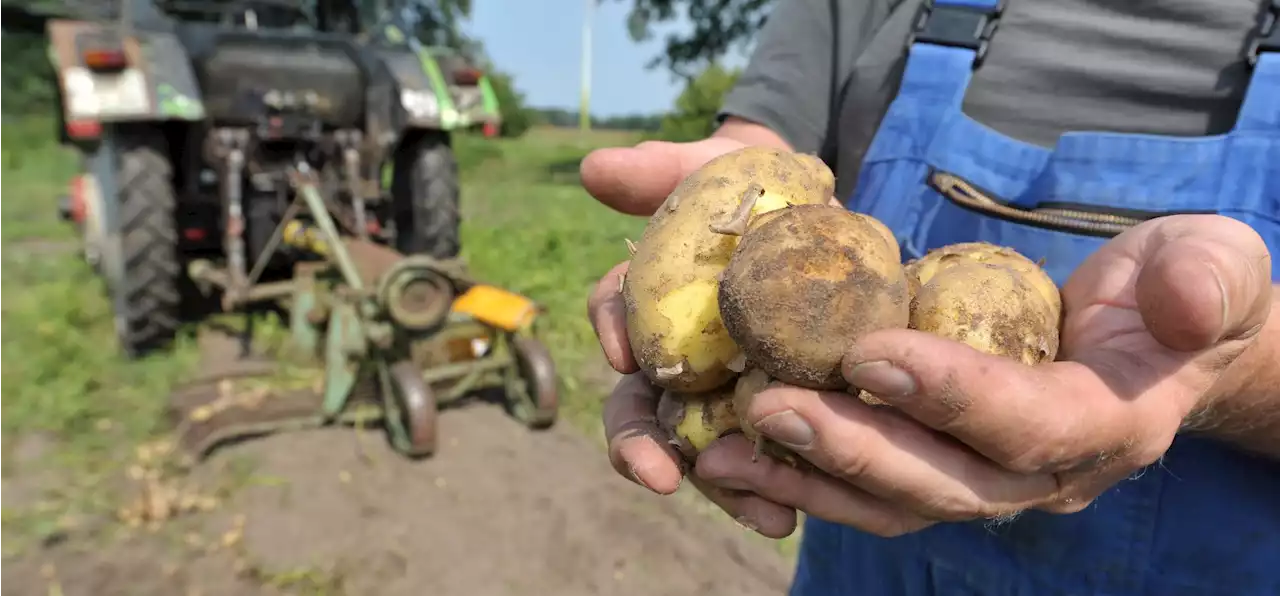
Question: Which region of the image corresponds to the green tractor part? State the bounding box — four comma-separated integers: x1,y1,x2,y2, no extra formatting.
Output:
370,8,503,137
170,167,557,459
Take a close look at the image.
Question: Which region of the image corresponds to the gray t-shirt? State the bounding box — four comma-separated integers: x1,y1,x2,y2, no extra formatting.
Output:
719,0,1268,197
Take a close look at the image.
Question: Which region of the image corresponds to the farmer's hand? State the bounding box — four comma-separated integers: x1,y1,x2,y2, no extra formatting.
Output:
583,135,809,538
693,214,1273,537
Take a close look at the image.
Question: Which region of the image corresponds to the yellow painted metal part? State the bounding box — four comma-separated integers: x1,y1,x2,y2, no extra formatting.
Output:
451,285,539,332
282,220,331,256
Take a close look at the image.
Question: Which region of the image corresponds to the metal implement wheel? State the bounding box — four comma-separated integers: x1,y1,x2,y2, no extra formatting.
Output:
392,132,460,259
511,336,558,430
389,360,438,457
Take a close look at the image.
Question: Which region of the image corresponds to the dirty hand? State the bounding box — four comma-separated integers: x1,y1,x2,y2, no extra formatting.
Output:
583,137,810,538
695,214,1273,537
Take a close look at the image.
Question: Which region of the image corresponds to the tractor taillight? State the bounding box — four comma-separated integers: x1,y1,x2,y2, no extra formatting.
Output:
453,67,482,86
65,119,102,140
83,47,128,71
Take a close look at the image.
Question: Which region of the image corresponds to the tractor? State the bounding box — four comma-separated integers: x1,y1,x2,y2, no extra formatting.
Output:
46,0,554,459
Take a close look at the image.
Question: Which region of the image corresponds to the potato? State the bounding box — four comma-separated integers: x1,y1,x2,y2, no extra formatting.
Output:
623,147,836,392
657,387,741,461
731,368,814,469
907,242,1060,323
731,368,773,446
718,204,911,390
908,260,1060,365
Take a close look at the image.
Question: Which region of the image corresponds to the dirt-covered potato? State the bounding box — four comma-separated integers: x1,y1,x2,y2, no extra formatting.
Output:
656,388,741,461
718,204,911,390
907,242,1061,324
623,147,836,392
730,368,814,469
731,368,773,445
909,260,1060,365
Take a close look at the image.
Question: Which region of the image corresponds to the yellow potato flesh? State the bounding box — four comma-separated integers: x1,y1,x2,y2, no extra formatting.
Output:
657,388,740,460
674,399,733,453
653,280,733,376
651,189,798,375
624,147,836,392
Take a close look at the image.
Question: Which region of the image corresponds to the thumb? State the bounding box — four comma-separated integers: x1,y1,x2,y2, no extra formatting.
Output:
579,137,747,217
1136,215,1273,352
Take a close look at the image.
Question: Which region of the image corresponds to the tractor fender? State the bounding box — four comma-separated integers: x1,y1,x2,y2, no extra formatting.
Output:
376,47,452,131
413,46,501,135
47,19,205,130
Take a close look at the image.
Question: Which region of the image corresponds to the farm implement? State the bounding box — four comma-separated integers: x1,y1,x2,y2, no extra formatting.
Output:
159,167,559,459
48,0,554,458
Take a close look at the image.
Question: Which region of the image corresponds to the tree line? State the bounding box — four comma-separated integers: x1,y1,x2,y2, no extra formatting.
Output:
492,63,740,143
1,0,769,142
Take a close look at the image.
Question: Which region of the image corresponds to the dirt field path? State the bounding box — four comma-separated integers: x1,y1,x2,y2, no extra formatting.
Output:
4,401,794,596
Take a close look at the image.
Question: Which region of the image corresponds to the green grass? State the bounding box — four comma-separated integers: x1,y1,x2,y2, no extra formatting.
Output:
0,122,639,442
454,128,644,427
1,121,202,466
1,120,206,555
0,121,642,518
0,121,802,560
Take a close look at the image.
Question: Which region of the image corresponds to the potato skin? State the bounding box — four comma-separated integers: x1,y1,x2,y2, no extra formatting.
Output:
624,147,836,392
718,204,911,390
731,368,816,469
657,388,741,461
732,368,773,444
907,242,1061,324
909,261,1060,365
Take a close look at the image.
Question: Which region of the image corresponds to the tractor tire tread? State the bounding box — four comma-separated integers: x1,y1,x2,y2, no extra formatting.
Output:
116,131,181,357
395,134,461,259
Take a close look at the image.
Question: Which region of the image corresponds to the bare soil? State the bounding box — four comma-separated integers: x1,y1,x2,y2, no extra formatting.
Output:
3,341,794,596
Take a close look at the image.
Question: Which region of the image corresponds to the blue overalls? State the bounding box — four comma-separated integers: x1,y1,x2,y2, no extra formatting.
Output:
798,0,1280,593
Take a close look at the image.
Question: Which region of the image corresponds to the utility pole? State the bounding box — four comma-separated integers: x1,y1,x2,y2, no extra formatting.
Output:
579,0,594,132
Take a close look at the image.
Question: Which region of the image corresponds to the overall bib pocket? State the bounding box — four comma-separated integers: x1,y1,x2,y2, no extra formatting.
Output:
916,169,1218,284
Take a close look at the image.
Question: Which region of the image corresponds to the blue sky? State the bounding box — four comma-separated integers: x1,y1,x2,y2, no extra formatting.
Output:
463,1,750,117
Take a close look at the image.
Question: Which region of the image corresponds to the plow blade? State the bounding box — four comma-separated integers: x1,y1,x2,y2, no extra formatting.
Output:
167,374,385,460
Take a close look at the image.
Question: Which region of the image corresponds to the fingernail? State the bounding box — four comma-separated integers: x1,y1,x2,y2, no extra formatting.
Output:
754,411,815,449
732,515,760,532
627,464,657,492
846,360,917,397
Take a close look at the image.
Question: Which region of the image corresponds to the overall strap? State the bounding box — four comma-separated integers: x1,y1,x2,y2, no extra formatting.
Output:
1237,0,1280,132
899,0,1004,108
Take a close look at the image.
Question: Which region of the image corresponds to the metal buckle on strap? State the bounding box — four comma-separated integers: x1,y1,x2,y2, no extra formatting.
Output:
909,0,1005,68
1247,0,1280,67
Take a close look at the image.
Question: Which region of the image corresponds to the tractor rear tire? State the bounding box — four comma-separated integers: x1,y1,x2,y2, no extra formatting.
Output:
112,130,182,358
393,133,461,259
